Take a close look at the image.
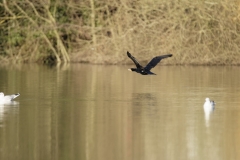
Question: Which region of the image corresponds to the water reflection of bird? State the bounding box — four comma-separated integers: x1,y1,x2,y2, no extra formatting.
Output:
203,97,215,127
0,92,20,104
127,51,172,75
132,93,157,107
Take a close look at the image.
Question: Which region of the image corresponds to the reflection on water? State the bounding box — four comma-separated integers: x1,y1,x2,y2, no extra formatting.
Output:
132,93,157,106
0,64,240,160
0,105,18,124
203,103,215,128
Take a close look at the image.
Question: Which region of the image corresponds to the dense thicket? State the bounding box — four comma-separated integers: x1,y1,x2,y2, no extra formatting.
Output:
1,0,240,65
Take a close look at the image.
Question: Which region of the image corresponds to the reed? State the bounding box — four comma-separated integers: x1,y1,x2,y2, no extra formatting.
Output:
1,0,240,65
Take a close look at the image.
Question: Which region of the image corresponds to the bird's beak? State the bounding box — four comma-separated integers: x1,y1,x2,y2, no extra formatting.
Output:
128,69,132,71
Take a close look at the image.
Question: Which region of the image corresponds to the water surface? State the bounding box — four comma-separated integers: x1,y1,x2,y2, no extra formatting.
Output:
0,64,240,160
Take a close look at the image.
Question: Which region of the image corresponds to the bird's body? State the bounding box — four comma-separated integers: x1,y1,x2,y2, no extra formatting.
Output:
203,97,215,112
0,92,20,104
127,51,172,75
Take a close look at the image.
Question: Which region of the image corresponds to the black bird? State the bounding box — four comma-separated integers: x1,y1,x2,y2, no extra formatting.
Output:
127,51,172,75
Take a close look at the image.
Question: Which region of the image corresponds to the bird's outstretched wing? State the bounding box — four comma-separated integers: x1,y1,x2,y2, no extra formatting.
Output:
144,54,172,71
127,51,142,69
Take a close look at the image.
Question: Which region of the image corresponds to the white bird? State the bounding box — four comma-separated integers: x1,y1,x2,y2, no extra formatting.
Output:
0,92,20,104
203,97,215,112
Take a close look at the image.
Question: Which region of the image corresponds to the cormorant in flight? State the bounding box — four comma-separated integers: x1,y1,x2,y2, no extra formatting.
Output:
127,51,172,75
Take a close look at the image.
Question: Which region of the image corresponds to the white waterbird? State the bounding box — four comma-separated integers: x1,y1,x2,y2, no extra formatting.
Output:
0,92,20,104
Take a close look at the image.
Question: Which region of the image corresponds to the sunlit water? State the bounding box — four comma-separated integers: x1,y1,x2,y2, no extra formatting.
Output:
0,64,240,160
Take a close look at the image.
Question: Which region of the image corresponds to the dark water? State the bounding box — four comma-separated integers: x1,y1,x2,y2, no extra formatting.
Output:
0,64,240,160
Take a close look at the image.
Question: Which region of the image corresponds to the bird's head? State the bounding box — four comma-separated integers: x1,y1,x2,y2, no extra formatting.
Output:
205,98,210,102
128,68,137,72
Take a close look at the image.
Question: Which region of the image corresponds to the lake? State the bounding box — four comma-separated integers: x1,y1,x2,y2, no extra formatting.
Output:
0,64,240,160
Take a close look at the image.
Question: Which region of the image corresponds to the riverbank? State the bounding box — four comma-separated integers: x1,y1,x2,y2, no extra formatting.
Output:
1,0,240,65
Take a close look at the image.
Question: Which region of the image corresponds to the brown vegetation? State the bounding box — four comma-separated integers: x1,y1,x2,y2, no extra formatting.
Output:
1,0,240,65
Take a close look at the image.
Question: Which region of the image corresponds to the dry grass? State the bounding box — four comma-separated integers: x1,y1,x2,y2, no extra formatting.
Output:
1,0,240,65
71,0,240,65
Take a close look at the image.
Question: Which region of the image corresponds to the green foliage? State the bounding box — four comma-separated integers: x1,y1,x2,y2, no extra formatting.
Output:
50,3,70,23
8,31,26,47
